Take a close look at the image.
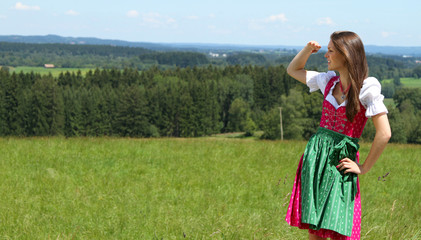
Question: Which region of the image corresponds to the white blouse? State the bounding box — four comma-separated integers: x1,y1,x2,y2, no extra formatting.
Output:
306,71,388,118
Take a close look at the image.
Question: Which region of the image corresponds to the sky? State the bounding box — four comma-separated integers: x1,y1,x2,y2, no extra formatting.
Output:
1,0,420,47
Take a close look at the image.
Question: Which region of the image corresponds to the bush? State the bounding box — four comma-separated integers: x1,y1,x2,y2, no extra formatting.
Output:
260,108,281,140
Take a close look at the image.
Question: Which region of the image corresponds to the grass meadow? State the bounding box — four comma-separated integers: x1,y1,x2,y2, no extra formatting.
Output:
0,137,419,239
382,77,421,88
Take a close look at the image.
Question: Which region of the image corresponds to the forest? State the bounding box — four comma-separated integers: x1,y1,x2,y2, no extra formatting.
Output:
2,41,421,78
0,42,421,143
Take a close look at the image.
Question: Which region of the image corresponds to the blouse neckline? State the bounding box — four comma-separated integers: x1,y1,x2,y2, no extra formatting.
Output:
326,78,347,109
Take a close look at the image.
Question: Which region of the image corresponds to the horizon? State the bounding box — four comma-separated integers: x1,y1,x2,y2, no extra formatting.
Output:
1,0,420,47
3,34,421,49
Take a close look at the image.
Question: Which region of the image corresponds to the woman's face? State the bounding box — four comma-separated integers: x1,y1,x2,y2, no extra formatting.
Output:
325,40,346,72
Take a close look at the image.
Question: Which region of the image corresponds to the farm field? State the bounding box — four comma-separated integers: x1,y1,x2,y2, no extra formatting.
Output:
382,77,421,88
0,137,419,239
7,66,94,77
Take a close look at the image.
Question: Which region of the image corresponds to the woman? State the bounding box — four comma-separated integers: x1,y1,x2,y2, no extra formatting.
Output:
284,31,391,240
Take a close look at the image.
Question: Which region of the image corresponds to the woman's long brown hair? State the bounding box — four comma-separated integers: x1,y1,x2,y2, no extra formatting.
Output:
330,31,368,122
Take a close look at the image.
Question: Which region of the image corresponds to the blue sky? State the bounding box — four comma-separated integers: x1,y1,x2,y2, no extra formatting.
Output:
1,0,420,46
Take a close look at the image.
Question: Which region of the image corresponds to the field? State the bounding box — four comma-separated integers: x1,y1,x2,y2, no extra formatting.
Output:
7,66,94,77
0,137,419,239
382,77,421,88
381,77,421,107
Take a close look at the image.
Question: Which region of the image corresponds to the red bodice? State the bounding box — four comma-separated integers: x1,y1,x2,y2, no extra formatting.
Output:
319,76,368,138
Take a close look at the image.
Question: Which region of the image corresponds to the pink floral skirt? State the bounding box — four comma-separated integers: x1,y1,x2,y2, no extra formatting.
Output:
285,154,362,240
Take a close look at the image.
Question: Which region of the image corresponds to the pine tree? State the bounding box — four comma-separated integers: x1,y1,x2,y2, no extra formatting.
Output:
30,75,64,136
2,72,21,135
115,85,151,137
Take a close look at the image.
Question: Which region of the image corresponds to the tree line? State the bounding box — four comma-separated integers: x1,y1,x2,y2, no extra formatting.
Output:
1,65,420,143
0,42,209,69
2,42,421,78
275,53,420,81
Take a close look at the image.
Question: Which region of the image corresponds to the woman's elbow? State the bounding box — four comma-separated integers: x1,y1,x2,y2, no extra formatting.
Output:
380,127,391,143
385,129,391,142
286,65,305,83
373,113,391,143
286,64,293,77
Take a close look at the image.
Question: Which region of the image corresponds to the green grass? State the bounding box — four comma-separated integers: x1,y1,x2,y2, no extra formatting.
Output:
0,137,419,239
7,66,94,77
382,77,421,107
382,77,421,88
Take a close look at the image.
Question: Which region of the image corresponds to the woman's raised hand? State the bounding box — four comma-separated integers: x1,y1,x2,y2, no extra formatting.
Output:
306,41,321,53
286,40,322,84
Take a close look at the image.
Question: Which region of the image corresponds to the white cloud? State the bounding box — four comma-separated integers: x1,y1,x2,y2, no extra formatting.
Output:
12,2,40,11
127,10,139,18
317,17,335,26
249,13,288,30
142,12,161,25
140,12,177,28
264,13,288,23
65,10,79,16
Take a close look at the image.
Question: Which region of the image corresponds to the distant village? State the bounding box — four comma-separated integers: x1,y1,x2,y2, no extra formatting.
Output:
208,52,227,58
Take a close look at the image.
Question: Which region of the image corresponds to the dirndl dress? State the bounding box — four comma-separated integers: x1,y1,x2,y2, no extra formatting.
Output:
285,75,375,240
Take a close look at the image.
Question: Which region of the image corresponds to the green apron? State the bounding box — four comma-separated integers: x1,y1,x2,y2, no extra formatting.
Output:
301,127,359,237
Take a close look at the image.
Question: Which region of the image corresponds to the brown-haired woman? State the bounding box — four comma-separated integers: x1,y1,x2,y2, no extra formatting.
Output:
285,31,391,240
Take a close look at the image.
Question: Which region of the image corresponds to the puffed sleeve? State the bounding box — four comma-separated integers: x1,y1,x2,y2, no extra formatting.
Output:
360,77,388,118
306,71,336,95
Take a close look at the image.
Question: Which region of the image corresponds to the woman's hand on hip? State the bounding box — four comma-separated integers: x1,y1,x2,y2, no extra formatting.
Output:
337,158,366,175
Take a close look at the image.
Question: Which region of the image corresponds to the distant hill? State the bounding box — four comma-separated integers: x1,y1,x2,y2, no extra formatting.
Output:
364,45,421,57
1,34,421,57
0,34,174,51
0,34,302,53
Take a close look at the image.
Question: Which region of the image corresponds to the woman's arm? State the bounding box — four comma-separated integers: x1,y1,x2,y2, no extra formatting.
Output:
338,113,391,174
287,41,321,84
